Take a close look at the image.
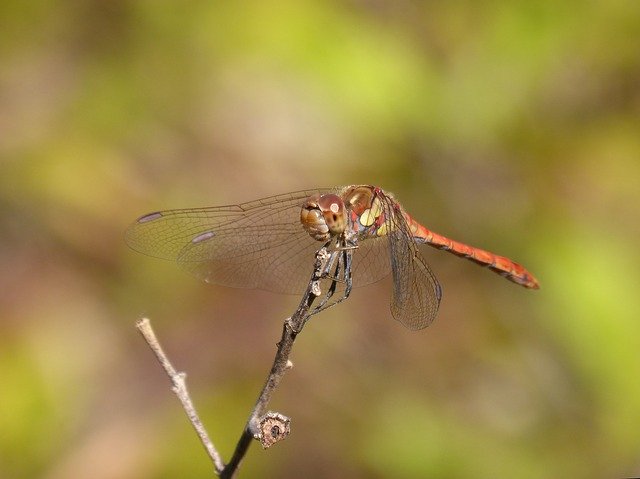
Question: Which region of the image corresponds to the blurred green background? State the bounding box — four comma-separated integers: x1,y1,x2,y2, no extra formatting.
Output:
1,1,639,478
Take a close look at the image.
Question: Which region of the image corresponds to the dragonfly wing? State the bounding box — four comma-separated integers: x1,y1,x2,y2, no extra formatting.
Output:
125,189,333,293
178,221,322,293
350,235,392,287
384,200,442,330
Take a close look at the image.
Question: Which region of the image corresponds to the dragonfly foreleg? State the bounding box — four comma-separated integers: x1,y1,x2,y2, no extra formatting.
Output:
309,240,355,317
310,250,344,313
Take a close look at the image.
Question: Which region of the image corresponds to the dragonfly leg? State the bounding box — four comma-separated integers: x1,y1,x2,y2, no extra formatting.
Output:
319,244,341,279
309,239,355,317
343,243,353,297
309,251,343,314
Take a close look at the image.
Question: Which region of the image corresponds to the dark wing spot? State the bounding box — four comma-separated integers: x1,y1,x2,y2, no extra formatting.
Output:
435,282,443,301
137,211,163,223
191,231,216,243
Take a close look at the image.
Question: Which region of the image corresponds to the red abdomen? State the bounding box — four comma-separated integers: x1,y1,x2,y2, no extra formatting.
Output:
406,214,539,289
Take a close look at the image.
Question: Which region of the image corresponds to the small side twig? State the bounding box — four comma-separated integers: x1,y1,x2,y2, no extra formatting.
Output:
137,245,336,478
136,318,225,474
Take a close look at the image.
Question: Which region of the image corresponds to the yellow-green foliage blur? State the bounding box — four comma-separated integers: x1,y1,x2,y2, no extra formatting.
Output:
1,1,639,478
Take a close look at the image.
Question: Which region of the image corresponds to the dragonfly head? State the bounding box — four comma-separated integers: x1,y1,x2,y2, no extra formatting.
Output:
301,193,347,242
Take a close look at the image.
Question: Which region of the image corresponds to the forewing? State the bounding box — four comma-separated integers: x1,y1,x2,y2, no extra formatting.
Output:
125,189,332,293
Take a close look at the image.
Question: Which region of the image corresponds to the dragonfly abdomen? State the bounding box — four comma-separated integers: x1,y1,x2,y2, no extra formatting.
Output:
409,218,540,290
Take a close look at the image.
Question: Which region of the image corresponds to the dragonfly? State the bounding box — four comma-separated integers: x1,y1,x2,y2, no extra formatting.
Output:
126,185,539,330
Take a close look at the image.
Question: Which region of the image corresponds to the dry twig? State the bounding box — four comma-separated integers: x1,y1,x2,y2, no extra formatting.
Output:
137,245,336,478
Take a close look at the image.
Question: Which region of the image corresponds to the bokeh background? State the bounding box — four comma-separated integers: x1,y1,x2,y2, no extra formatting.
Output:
2,1,640,478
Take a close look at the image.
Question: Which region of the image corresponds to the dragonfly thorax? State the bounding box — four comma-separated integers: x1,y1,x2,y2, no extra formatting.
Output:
300,193,347,242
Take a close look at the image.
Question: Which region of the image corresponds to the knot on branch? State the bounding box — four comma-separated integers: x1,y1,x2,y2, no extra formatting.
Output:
256,412,291,449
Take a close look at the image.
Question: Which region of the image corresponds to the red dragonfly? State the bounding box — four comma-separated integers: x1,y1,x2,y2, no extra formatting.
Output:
126,185,539,330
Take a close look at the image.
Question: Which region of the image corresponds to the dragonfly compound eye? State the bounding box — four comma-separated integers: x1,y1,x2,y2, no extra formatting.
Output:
301,194,346,242
301,195,331,241
317,194,346,236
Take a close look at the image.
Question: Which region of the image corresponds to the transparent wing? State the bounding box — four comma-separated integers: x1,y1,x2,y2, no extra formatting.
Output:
125,189,335,294
349,234,392,287
382,195,442,330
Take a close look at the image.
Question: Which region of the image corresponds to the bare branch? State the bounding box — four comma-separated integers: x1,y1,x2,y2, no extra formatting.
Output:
138,244,344,478
136,318,226,474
